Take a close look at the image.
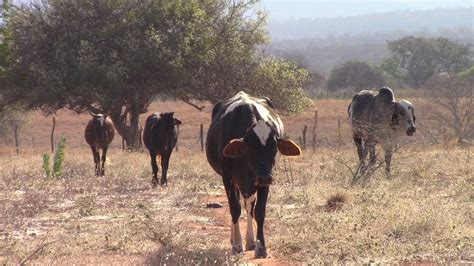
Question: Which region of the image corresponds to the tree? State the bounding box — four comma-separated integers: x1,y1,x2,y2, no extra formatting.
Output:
374,58,403,89
0,0,10,85
327,60,385,91
5,0,311,148
425,69,474,144
387,36,472,88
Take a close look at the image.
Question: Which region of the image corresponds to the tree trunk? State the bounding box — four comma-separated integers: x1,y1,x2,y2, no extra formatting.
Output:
110,103,142,150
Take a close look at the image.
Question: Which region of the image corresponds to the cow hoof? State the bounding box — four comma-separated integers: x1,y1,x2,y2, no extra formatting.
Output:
255,240,267,258
151,179,159,188
231,243,243,255
246,241,255,251
160,182,168,187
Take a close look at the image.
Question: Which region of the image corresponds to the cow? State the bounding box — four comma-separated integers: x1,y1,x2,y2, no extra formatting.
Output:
347,87,416,176
84,113,115,176
143,112,182,187
206,91,301,258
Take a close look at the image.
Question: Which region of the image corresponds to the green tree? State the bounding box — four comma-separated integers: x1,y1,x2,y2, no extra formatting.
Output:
0,0,9,77
5,0,311,147
327,60,385,91
387,36,472,88
374,58,403,88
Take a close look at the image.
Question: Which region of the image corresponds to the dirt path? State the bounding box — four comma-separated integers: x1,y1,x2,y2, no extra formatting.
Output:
199,194,289,265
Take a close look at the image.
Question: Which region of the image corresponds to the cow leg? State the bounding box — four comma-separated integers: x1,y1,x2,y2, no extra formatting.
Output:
353,134,366,171
364,138,376,169
244,194,256,251
160,152,171,187
255,186,269,258
149,150,159,187
353,134,364,160
223,174,243,254
91,147,100,176
100,146,108,176
369,143,376,167
384,148,393,177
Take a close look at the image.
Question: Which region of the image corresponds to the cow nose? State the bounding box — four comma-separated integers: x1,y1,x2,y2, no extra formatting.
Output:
407,126,416,136
256,174,273,186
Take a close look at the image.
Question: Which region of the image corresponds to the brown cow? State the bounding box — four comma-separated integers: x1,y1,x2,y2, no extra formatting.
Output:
85,113,115,176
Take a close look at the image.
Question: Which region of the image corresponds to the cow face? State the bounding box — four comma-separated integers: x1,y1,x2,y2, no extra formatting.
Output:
90,113,109,141
392,100,416,136
159,112,182,130
223,120,301,186
90,112,107,126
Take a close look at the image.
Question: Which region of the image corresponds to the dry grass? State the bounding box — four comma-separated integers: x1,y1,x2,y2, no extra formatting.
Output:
0,145,472,264
269,147,473,264
0,99,473,264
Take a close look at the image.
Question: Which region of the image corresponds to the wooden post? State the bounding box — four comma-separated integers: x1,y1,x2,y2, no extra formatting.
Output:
200,124,204,152
175,124,179,152
138,125,143,151
14,124,19,155
337,118,341,150
302,125,307,150
51,117,56,153
312,110,318,152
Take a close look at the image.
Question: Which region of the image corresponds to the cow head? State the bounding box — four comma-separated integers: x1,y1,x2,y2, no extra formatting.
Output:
159,112,182,129
222,120,301,186
391,100,416,136
90,112,108,126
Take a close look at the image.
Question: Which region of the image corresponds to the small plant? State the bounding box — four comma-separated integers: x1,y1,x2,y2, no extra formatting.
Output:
53,135,66,177
42,153,51,177
41,134,66,178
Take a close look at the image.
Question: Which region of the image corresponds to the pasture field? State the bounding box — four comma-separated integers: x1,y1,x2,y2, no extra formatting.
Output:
0,99,473,264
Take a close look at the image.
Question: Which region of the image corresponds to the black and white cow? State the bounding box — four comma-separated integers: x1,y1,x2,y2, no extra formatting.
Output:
143,112,182,187
206,91,301,258
348,87,416,175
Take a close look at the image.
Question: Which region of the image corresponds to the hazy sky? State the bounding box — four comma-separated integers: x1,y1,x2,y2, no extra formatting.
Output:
261,0,473,19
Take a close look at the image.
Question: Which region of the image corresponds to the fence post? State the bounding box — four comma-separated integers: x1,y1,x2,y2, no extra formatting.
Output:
312,110,318,152
302,125,307,150
138,125,144,152
200,124,204,152
175,124,179,152
51,117,56,153
14,124,19,155
337,118,341,150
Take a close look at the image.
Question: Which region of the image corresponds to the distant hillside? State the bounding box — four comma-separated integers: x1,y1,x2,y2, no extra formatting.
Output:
262,1,471,20
268,8,473,40
268,27,474,75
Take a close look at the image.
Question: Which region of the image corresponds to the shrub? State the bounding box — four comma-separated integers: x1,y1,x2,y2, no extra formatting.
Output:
52,135,66,177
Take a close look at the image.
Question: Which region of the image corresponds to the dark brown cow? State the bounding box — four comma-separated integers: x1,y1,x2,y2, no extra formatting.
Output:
143,112,182,187
84,113,115,176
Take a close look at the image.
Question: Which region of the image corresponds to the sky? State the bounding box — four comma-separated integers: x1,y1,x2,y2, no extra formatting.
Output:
260,0,473,19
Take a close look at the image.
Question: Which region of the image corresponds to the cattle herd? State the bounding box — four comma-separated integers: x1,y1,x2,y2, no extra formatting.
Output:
84,88,417,258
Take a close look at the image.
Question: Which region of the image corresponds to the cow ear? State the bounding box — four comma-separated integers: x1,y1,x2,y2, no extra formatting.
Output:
223,139,247,157
174,118,182,125
277,139,301,156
